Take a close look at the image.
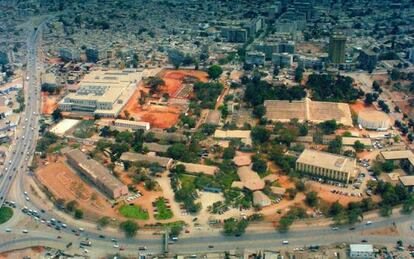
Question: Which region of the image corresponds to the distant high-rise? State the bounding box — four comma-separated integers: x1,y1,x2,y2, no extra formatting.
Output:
328,33,346,64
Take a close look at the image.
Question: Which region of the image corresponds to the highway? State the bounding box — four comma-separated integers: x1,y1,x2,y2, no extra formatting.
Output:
0,24,42,207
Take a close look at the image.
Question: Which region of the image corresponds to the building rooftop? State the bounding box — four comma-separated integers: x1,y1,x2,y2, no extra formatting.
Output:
296,149,356,174
399,176,414,186
214,129,251,139
176,162,219,176
349,244,374,253
65,149,126,191
381,150,414,160
119,152,172,168
264,98,352,126
237,166,265,191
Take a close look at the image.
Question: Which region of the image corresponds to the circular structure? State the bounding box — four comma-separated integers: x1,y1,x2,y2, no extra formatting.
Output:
358,110,390,130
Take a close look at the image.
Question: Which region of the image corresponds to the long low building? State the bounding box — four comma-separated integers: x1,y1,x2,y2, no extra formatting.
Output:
176,162,219,176
264,98,353,126
233,166,265,191
296,149,357,183
342,137,372,147
120,152,173,168
65,149,128,199
113,119,150,131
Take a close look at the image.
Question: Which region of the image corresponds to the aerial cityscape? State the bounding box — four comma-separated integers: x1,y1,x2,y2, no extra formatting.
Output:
1,0,414,258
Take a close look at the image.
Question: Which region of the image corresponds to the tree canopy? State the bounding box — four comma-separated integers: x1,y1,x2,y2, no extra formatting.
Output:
207,65,223,80
306,73,359,102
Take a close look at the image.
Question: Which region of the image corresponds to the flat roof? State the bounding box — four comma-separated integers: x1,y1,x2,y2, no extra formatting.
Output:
50,119,81,136
176,162,219,176
264,98,352,126
120,152,172,167
349,244,374,253
296,149,356,174
143,142,171,153
399,176,414,186
381,150,414,160
66,149,126,190
114,119,150,127
214,129,251,139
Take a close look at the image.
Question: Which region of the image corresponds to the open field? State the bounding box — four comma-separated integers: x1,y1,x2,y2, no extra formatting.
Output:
36,160,117,219
158,69,208,97
119,204,149,220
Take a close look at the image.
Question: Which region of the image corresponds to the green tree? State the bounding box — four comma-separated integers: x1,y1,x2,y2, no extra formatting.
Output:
51,108,63,122
318,120,338,134
253,105,266,118
327,136,342,154
65,200,78,212
74,209,83,219
305,192,319,207
97,216,111,227
145,76,165,94
353,140,365,152
251,126,270,144
364,93,374,105
382,161,394,173
207,65,223,80
120,220,139,237
295,65,304,82
328,201,344,217
222,147,236,159
223,218,249,236
252,159,267,173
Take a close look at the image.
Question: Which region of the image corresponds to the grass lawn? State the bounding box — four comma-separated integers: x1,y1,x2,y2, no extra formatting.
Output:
179,174,196,189
119,204,149,220
154,198,173,220
0,207,13,224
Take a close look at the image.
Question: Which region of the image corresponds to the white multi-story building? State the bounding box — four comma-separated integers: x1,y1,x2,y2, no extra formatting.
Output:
59,70,142,118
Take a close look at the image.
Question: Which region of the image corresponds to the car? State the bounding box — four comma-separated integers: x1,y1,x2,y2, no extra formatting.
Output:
208,245,214,248
361,239,368,243
99,235,105,239
282,240,289,245
119,246,125,251
349,227,355,230
111,238,117,243
366,221,372,225
5,228,11,232
57,236,62,239
113,244,119,248
332,227,339,230
138,246,147,251
25,196,30,201
22,229,29,234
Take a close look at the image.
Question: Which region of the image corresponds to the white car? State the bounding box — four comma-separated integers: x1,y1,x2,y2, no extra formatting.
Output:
22,229,29,234
5,228,11,232
25,196,30,201
113,244,119,248
282,240,289,245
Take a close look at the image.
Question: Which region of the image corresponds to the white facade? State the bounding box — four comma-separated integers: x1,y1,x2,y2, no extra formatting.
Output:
349,244,374,259
358,111,390,130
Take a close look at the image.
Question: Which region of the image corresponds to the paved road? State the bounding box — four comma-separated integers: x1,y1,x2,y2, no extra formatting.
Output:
0,25,42,207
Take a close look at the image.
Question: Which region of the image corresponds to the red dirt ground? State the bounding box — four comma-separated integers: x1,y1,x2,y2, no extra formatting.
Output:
41,92,58,115
36,159,117,219
350,101,376,113
121,69,208,129
158,69,209,97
